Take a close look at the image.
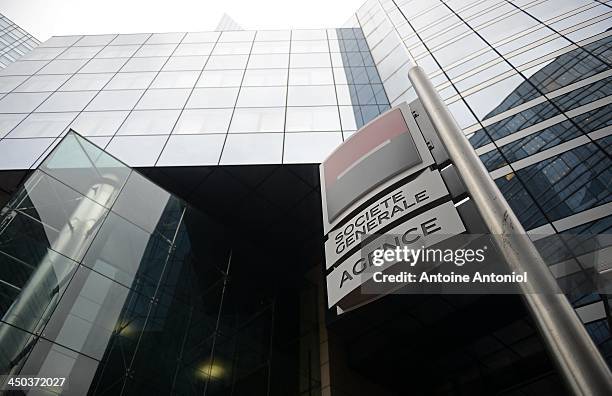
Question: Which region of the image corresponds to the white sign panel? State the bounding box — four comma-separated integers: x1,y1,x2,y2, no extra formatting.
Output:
326,201,466,308
324,168,449,269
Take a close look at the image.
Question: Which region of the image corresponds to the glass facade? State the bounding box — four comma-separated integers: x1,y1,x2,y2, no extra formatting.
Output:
0,28,389,167
0,132,321,395
0,13,39,69
353,0,612,364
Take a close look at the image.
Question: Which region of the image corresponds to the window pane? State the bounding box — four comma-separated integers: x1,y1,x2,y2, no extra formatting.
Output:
463,74,526,120
292,29,327,40
242,69,287,86
220,133,283,164
7,112,77,138
286,106,340,131
118,109,181,135
0,60,48,76
151,71,199,88
106,135,167,167
251,41,290,54
236,86,286,107
162,55,208,71
187,87,239,108
79,58,128,73
21,47,63,60
287,85,337,106
0,138,54,169
0,113,28,138
86,90,144,111
42,265,132,360
112,170,181,236
121,57,167,72
247,54,289,69
110,33,151,45
135,89,190,110
182,31,220,43
158,134,225,166
432,34,488,67
75,34,116,46
146,32,185,44
135,44,178,57
230,107,285,133
196,70,244,87
95,45,139,58
3,168,109,263
70,111,129,136
81,211,170,290
213,42,252,55
0,246,76,334
335,84,352,105
173,108,233,134
105,72,157,90
58,46,103,59
283,132,342,163
219,31,256,42
174,43,215,56
0,92,51,113
289,68,333,85
205,55,249,70
37,59,87,74
14,74,70,92
290,40,328,53
290,53,331,68
41,35,83,47
338,106,358,131
60,73,114,91
448,100,478,129
39,132,131,207
255,30,291,41
36,91,97,112
0,75,28,92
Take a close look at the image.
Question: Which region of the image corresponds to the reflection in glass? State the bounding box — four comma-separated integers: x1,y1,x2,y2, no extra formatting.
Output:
41,132,131,209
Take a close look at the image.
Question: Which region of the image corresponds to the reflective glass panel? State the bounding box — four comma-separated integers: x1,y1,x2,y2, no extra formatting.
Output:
7,112,77,138
285,106,340,131
283,132,342,163
40,132,131,208
70,111,129,136
106,135,167,167
229,107,285,133
173,108,233,134
187,87,239,108
236,86,287,107
105,72,157,90
86,90,144,111
158,134,226,166
118,109,181,135
219,133,283,164
135,89,191,110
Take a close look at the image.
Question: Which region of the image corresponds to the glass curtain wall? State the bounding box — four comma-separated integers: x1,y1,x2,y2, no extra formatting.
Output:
0,131,320,395
354,0,612,366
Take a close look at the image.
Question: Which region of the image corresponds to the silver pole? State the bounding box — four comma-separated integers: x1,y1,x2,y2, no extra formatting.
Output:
407,65,612,395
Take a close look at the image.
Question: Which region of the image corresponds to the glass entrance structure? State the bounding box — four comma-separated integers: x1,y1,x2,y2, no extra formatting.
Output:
0,132,321,395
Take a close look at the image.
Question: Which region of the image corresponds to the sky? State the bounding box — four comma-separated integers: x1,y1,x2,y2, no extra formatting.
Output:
1,0,366,42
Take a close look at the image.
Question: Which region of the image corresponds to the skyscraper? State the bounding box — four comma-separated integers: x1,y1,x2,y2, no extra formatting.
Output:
0,12,39,69
0,1,610,394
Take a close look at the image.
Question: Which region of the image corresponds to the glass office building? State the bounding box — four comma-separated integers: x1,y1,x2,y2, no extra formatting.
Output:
0,12,39,69
0,0,610,394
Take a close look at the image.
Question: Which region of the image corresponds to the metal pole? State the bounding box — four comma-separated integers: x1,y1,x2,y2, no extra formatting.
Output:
407,65,612,396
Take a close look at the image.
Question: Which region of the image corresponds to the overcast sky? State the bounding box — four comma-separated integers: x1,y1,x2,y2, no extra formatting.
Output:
2,0,365,42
